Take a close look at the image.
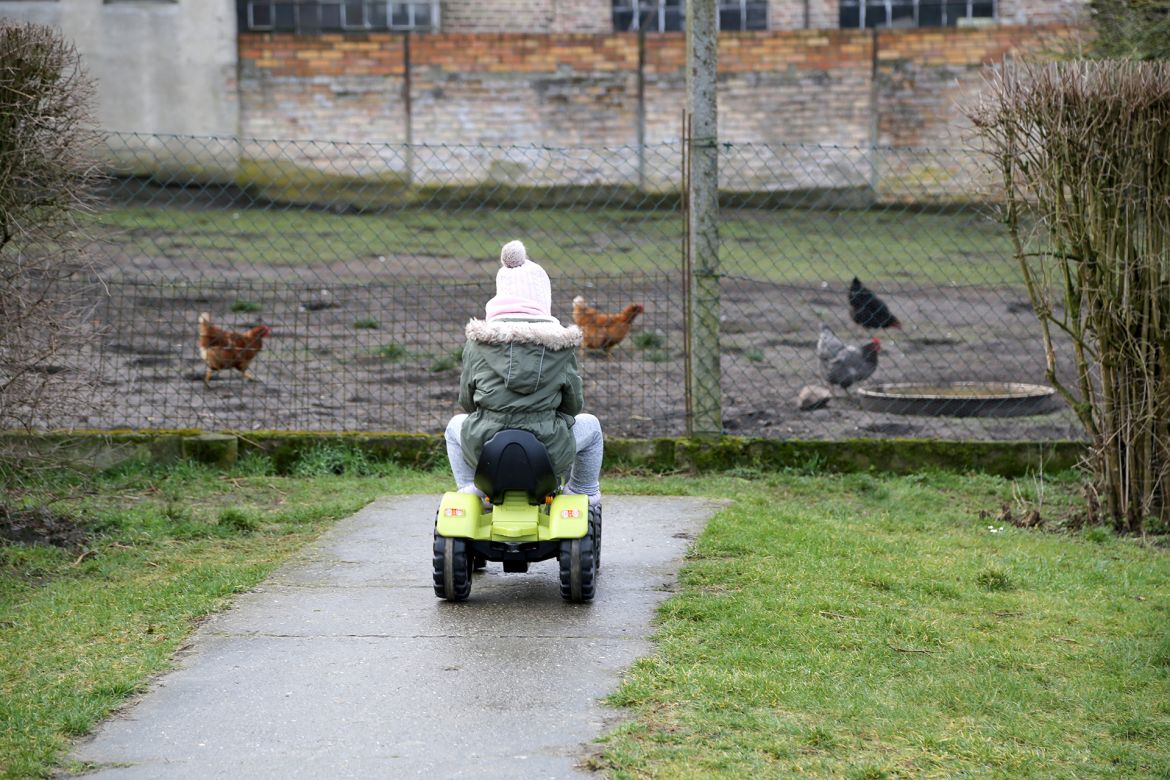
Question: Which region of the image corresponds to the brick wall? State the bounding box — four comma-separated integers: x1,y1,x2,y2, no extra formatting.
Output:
766,0,1086,31
768,0,839,30
873,24,1076,147
441,0,558,32
238,25,1070,194
432,0,1086,32
997,0,1086,25
411,34,639,148
549,0,612,32
238,34,407,142
433,0,629,32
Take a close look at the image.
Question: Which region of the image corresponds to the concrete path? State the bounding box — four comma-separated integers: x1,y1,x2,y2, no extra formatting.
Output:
68,495,724,779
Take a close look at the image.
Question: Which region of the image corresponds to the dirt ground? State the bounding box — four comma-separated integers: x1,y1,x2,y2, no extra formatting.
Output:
67,247,1083,445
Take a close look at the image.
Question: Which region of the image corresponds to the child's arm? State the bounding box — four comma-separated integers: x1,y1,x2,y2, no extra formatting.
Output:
458,342,477,413
558,357,584,416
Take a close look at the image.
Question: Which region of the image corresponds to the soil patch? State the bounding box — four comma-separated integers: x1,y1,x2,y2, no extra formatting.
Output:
59,249,1086,443
0,504,91,550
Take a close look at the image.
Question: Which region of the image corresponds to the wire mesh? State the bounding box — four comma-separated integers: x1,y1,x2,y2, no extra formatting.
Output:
69,131,1082,441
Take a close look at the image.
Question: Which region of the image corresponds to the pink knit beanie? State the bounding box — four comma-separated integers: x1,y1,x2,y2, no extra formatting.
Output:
484,240,552,320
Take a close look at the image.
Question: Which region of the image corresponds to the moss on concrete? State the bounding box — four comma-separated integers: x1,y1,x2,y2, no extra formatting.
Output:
0,430,1085,479
179,434,238,469
662,437,1082,477
236,431,440,474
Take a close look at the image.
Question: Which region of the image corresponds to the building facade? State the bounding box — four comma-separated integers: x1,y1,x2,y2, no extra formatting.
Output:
0,0,238,137
236,0,1084,33
0,0,1085,191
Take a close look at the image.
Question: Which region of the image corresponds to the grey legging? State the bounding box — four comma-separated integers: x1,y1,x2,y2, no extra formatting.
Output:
444,412,603,498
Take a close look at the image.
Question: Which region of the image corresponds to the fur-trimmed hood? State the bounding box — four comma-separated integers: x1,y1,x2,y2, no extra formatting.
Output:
465,317,581,350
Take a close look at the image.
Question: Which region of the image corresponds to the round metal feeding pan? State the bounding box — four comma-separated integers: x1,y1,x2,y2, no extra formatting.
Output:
857,382,1059,418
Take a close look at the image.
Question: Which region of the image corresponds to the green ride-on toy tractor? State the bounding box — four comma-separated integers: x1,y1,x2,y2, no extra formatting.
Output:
433,429,600,603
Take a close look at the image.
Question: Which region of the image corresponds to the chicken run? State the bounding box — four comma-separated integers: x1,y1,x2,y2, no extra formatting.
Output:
81,255,1081,442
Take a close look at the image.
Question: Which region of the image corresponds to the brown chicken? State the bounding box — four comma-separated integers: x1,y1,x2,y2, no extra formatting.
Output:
572,296,645,355
198,312,270,387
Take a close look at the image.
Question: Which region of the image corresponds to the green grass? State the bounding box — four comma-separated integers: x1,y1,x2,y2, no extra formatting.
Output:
368,342,408,362
0,451,444,779
592,469,1170,778
3,459,1166,778
229,299,261,313
88,205,1021,286
632,331,666,350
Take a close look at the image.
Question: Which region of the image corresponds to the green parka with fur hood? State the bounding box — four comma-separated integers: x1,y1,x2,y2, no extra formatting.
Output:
458,316,584,478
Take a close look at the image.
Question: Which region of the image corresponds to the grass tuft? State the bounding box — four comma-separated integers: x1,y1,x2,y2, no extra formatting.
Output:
975,567,1015,591
370,342,408,362
217,507,259,533
429,348,462,372
230,299,261,313
290,443,376,478
632,330,665,350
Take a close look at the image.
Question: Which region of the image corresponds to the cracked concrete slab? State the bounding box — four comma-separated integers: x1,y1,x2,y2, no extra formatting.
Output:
66,495,724,778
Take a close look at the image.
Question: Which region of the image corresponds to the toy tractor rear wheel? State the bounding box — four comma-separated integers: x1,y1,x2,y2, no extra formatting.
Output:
433,533,472,601
558,524,597,603
591,504,602,570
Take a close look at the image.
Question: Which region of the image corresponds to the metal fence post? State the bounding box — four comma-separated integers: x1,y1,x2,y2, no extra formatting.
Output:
402,31,414,186
685,0,722,437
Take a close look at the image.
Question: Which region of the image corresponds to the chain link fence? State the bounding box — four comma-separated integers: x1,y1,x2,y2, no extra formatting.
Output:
70,131,1081,441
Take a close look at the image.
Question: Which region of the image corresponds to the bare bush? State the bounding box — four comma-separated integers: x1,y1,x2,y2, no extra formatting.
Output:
0,22,105,431
970,60,1170,534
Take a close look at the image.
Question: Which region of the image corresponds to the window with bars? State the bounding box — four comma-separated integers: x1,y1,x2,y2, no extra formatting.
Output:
613,0,767,32
839,0,995,28
239,1,439,33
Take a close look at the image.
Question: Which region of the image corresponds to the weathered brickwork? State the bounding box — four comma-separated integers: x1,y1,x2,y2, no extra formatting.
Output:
239,25,1069,191
640,30,873,149
410,37,639,147
239,34,408,142
433,0,1085,32
997,0,1085,25
768,0,838,30
441,0,557,32
548,0,612,32
439,0,610,32
873,24,1076,147
238,34,405,78
411,33,637,72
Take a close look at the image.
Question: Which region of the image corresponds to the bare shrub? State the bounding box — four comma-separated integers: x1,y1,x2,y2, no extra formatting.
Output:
969,61,1170,534
0,22,105,432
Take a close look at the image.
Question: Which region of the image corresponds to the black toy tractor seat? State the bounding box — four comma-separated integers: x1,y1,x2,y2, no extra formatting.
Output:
473,429,558,505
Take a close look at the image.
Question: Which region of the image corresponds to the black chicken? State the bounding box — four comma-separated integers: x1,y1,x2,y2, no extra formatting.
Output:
849,277,901,330
817,323,881,390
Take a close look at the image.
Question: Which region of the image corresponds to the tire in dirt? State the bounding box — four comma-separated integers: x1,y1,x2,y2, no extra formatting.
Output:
433,533,472,601
558,523,597,603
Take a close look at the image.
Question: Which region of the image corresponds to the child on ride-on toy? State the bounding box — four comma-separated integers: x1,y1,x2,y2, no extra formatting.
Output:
443,239,603,512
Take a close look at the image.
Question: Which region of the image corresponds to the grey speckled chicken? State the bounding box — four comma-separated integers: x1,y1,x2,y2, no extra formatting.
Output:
816,323,880,390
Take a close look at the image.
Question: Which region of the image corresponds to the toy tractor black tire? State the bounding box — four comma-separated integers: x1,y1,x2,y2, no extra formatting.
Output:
558,522,597,603
433,533,472,601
